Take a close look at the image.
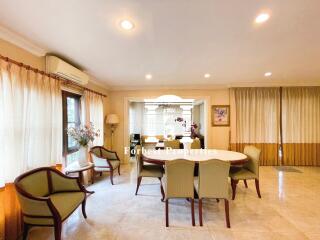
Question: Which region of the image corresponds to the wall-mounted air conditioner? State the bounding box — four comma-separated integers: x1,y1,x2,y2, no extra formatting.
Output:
46,55,89,85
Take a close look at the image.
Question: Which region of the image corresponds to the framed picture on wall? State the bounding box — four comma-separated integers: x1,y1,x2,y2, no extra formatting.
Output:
212,105,230,126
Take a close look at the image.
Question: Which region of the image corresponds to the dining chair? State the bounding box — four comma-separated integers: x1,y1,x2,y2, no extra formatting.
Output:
89,146,121,185
164,140,180,149
195,159,231,228
162,159,195,227
191,138,201,149
135,145,164,198
229,145,261,200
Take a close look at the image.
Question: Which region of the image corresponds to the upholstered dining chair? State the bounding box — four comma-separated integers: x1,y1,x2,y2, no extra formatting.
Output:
14,167,88,240
89,146,121,185
162,159,195,227
191,138,201,149
135,145,164,197
195,159,231,228
164,140,180,149
229,145,261,200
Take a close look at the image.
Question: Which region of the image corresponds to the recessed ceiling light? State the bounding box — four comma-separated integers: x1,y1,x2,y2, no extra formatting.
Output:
204,73,211,78
120,20,134,30
255,13,270,24
145,74,152,80
264,72,272,77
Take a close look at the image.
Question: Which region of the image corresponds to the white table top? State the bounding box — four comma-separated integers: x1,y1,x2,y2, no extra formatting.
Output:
142,149,247,162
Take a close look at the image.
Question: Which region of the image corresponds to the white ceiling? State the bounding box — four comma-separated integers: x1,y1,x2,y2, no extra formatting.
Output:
0,0,320,89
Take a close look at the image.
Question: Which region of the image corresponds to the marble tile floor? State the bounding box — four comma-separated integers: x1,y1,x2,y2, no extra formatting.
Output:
28,164,320,240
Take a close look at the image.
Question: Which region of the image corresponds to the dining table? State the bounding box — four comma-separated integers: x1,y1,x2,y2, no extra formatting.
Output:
142,149,248,166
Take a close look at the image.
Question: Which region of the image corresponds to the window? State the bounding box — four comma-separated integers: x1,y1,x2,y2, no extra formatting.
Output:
62,91,81,156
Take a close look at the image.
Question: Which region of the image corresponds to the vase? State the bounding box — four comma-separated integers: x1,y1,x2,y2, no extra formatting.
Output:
78,146,89,167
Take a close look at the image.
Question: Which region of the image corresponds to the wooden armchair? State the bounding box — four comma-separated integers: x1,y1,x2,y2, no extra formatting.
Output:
14,167,88,240
89,146,121,185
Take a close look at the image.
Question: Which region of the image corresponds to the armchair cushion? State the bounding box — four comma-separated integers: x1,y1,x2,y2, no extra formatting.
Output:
18,171,49,197
51,172,81,192
50,192,85,220
92,154,109,167
23,192,85,225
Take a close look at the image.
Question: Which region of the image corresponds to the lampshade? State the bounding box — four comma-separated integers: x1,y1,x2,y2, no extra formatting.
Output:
106,114,119,124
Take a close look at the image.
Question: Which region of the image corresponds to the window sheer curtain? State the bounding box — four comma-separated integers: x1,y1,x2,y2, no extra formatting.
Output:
230,88,280,166
0,59,62,240
282,87,320,166
82,90,104,146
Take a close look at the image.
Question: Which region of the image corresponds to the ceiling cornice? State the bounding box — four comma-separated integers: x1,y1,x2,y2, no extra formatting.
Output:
0,25,47,56
108,80,320,91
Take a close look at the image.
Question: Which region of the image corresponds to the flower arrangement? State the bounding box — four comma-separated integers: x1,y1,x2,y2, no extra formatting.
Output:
191,123,199,138
175,117,186,128
67,123,100,147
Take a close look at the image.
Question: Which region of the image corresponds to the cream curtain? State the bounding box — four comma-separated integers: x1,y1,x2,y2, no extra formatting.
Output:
82,90,104,146
230,87,280,165
0,59,62,187
282,87,320,166
0,59,62,240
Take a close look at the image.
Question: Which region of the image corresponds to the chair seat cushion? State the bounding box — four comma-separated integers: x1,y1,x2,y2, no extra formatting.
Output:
140,165,163,178
95,160,120,171
229,167,257,180
50,192,85,220
23,192,85,225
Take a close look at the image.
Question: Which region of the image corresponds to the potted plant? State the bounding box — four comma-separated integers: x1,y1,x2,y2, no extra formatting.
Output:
67,123,100,167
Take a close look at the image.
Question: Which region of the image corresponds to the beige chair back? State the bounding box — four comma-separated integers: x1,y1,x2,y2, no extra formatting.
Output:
164,140,180,149
164,160,195,198
197,159,230,199
191,139,201,149
243,145,261,177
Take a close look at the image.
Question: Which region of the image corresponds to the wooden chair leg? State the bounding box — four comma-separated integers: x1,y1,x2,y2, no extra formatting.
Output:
231,179,237,200
110,170,114,185
191,198,195,226
135,176,142,195
165,199,169,227
224,199,231,228
199,198,203,226
54,221,62,240
159,177,165,201
22,223,30,240
82,199,87,218
244,179,248,188
91,169,95,184
118,165,121,175
255,179,261,198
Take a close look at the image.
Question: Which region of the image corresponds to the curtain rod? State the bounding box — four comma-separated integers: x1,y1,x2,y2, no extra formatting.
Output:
0,54,107,98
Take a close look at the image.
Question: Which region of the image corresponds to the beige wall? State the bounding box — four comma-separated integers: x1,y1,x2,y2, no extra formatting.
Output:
108,89,230,163
0,38,110,146
1,38,232,163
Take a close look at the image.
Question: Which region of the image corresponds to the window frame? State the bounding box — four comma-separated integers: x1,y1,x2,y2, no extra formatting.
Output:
62,91,81,155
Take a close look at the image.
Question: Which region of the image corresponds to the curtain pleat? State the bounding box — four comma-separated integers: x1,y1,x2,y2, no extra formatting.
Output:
82,90,104,146
0,59,63,239
282,87,320,166
230,88,280,166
